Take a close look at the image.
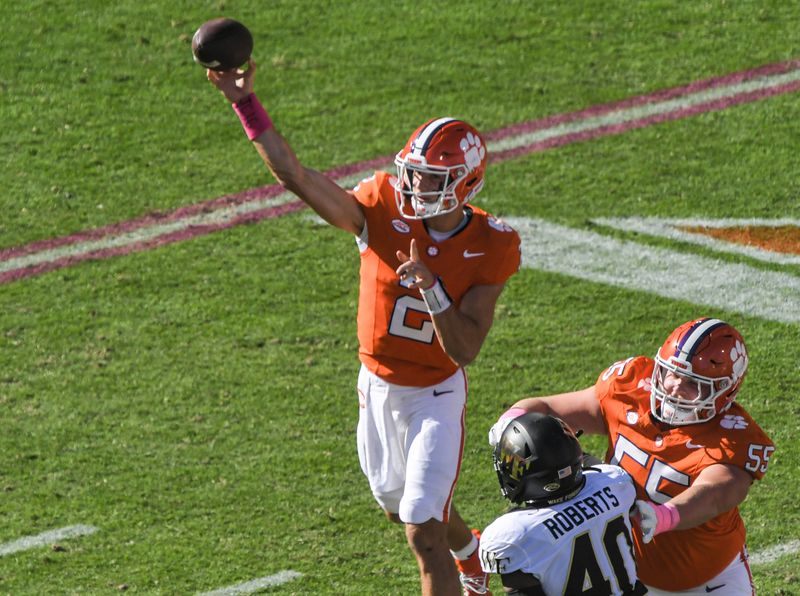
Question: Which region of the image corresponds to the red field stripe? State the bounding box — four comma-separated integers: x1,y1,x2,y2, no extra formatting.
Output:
2,59,799,284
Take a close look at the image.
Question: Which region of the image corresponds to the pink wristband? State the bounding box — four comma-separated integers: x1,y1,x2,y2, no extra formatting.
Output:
232,93,273,140
653,502,681,535
500,407,527,420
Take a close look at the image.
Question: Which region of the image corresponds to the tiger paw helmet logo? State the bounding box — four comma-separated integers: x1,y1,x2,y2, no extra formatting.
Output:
460,132,486,172
730,340,748,382
720,414,749,430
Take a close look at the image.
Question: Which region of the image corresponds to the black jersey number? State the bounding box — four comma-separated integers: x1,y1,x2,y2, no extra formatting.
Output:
564,515,638,595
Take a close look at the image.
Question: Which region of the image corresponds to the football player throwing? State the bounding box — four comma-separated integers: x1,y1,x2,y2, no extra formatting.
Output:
207,60,521,596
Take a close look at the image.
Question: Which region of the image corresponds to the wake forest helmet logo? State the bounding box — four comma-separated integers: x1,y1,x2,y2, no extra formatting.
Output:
500,448,532,480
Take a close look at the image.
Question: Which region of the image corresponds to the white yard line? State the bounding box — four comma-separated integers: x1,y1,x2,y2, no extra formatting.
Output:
0,170,381,275
508,217,800,325
196,570,303,595
594,217,800,265
0,525,98,557
0,192,299,274
193,540,795,594
489,69,800,153
750,539,800,566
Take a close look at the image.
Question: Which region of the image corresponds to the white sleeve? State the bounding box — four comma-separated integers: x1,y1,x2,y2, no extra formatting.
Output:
479,524,532,575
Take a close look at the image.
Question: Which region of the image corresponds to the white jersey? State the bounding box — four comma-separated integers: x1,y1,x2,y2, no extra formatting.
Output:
480,464,640,595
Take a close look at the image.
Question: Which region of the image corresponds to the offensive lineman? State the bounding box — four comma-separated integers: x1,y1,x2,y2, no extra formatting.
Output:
489,318,774,594
206,60,520,596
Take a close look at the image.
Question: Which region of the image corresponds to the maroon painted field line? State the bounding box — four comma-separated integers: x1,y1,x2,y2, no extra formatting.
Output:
3,59,798,284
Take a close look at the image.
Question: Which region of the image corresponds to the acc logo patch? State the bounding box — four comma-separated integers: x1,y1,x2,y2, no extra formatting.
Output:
488,217,513,233
392,219,411,234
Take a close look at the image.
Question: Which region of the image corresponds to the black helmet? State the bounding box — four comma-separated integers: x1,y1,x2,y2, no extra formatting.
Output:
494,412,585,506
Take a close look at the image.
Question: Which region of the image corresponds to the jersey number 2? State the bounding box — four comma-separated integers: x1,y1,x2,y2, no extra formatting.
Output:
388,295,435,343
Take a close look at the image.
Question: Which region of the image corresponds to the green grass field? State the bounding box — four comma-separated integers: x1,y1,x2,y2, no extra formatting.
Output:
2,1,800,594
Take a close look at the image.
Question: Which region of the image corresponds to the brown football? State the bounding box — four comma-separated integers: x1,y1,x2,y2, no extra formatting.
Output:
192,18,253,71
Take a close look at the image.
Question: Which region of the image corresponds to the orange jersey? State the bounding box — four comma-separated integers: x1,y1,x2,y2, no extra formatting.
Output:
594,356,774,591
351,171,520,386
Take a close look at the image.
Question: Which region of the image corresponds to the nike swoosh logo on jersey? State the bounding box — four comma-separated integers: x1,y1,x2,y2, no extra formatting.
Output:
463,250,485,258
433,389,454,396
705,584,726,592
686,440,705,449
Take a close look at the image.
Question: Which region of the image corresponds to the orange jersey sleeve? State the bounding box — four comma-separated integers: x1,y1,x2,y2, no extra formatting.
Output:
351,171,520,386
594,356,775,590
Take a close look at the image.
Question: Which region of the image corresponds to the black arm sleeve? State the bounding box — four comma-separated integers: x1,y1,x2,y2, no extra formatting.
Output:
501,570,547,596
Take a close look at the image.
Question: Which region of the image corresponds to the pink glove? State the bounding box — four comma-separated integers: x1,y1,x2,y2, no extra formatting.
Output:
634,500,680,543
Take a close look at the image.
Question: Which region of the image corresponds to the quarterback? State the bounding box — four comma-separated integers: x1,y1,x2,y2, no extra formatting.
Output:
490,317,774,595
207,60,520,596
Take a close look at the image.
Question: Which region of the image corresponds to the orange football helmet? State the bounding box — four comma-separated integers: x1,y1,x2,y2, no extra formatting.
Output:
651,318,749,425
393,118,487,219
